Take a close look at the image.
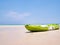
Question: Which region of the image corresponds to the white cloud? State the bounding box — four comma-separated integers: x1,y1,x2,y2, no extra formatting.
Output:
5,11,31,21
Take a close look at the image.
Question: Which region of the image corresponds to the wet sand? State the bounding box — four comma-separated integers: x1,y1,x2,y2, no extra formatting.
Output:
0,25,60,45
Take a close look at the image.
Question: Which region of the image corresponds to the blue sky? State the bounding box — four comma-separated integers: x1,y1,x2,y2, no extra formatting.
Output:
0,0,60,24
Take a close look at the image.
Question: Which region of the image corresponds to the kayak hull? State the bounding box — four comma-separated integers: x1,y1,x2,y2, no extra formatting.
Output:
25,25,48,32
25,24,59,32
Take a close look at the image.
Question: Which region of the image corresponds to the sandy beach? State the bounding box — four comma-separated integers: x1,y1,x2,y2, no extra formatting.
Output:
0,25,60,45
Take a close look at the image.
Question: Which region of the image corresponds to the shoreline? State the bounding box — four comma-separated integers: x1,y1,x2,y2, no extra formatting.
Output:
0,25,24,27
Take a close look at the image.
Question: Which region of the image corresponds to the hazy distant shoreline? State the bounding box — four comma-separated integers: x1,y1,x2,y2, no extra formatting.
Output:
0,25,24,27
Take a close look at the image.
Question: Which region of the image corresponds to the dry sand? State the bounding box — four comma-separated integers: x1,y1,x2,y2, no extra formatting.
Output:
0,25,60,45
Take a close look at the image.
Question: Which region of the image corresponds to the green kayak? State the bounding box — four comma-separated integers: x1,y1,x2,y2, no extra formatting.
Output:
25,24,59,32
